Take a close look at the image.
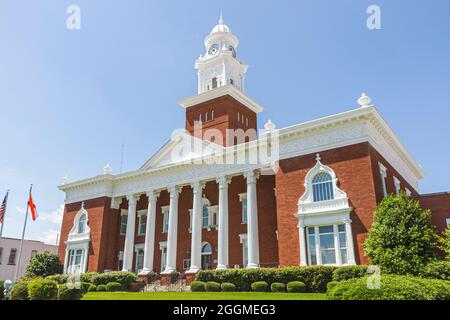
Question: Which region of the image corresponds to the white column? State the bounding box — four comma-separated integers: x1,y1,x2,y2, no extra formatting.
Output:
162,186,181,274
334,224,342,265
122,194,139,271
188,181,205,273
344,218,356,265
140,190,160,275
63,248,69,274
244,170,259,268
216,176,231,270
298,220,307,266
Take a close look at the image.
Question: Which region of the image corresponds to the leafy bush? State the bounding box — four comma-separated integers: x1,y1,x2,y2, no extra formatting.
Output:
287,281,306,293
364,193,439,276
96,284,107,292
326,274,450,300
25,252,63,278
190,281,206,292
28,278,58,300
79,272,99,283
106,282,123,292
251,281,269,292
196,266,335,292
46,274,68,284
420,261,450,281
58,284,84,300
440,229,450,260
0,280,4,300
10,280,30,300
332,265,369,282
220,282,237,292
88,284,97,292
205,281,221,292
327,281,339,292
270,282,286,293
92,271,136,287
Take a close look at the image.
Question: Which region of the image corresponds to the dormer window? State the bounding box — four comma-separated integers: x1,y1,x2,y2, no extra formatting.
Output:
78,214,87,234
312,172,334,202
212,77,218,89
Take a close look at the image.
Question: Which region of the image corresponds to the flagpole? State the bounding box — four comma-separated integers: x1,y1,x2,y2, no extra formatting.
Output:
14,184,32,282
0,189,9,238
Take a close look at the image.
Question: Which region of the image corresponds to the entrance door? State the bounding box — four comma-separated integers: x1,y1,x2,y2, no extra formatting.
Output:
201,243,213,269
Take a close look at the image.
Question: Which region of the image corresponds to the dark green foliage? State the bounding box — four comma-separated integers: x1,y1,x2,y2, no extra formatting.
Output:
96,284,107,292
10,280,30,300
88,284,97,292
270,282,286,293
25,252,63,278
440,229,450,260
58,284,84,300
287,281,306,293
197,266,335,292
106,282,123,292
92,271,137,287
327,274,450,300
46,274,69,284
205,281,221,292
27,278,58,300
420,261,450,281
251,281,269,292
190,281,206,292
364,193,439,276
327,281,339,292
332,265,369,281
220,282,237,292
0,280,4,300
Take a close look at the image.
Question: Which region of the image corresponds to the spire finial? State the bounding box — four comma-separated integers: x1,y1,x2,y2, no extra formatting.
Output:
316,153,321,162
219,11,224,24
81,201,85,209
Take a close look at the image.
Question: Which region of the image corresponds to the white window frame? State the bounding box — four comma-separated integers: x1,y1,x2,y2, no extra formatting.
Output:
207,205,218,230
183,259,191,270
159,241,167,272
379,162,388,198
405,188,412,197
239,234,248,268
306,224,350,266
137,210,148,236
134,244,145,273
120,210,128,235
393,176,401,195
161,206,169,233
446,218,450,229
239,193,247,224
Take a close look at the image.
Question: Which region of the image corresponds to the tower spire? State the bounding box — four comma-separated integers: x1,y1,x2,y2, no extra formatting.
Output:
219,11,224,25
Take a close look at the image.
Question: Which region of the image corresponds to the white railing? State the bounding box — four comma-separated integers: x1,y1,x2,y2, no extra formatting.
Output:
299,198,349,215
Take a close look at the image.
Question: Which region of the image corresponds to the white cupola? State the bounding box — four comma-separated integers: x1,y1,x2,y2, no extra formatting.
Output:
195,15,248,94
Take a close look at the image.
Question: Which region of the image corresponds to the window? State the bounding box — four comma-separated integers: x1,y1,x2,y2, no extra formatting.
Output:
202,205,209,228
201,243,213,269
237,112,240,122
246,118,248,127
160,245,167,272
447,218,450,229
120,213,128,235
67,249,83,274
30,250,38,261
312,172,334,202
379,163,388,198
205,112,208,122
0,247,3,265
239,235,248,268
394,177,401,195
78,214,86,234
183,259,191,270
230,78,234,85
239,194,247,224
8,248,17,265
212,77,218,89
162,207,169,233
138,213,147,236
306,224,349,266
405,188,412,197
211,110,215,120
199,114,202,122
135,249,144,273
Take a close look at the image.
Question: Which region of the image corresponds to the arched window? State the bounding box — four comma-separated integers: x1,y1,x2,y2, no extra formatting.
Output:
202,205,209,228
312,172,334,202
78,214,87,234
202,243,212,254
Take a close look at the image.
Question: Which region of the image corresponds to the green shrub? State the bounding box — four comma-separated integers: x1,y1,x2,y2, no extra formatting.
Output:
205,281,221,292
96,284,107,292
287,281,306,293
10,280,30,300
220,282,237,292
440,229,450,260
58,284,84,300
270,282,286,293
251,281,269,292
327,281,339,292
79,272,99,283
332,265,369,282
196,266,335,292
364,193,439,276
28,278,58,300
106,282,123,292
190,281,206,292
92,271,136,287
46,274,68,284
25,252,63,278
88,284,97,292
0,280,4,300
326,274,450,300
420,261,450,281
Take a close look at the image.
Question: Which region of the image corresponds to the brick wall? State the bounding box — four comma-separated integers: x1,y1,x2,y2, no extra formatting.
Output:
418,192,450,233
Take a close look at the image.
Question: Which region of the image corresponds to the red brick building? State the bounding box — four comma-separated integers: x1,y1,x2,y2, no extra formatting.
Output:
57,18,450,282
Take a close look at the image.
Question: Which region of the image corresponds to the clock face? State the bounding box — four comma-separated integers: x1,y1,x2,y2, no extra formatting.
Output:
208,44,219,56
228,45,236,58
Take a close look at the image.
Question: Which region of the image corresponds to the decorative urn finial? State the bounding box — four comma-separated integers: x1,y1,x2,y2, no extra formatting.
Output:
264,119,276,132
103,164,112,175
357,93,372,107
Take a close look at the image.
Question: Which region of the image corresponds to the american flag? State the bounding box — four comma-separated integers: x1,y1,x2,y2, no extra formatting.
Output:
0,190,9,224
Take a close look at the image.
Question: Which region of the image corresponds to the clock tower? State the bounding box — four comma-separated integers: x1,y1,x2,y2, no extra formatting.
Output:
178,16,264,146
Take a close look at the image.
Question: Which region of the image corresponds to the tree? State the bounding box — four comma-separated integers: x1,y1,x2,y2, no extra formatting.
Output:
25,252,63,278
364,192,439,276
440,229,450,261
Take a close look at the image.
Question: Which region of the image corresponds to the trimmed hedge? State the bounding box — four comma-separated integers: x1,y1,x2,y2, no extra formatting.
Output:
287,281,306,293
0,280,4,300
28,278,58,300
190,281,206,292
420,261,450,281
58,284,84,300
220,282,237,292
327,275,450,300
332,265,369,282
196,266,336,293
106,282,123,292
88,284,97,292
270,282,286,293
205,281,221,292
251,281,269,292
92,271,136,287
96,284,107,292
10,280,30,300
46,274,69,284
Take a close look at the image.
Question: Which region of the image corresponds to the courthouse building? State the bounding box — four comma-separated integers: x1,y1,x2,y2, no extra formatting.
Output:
58,17,450,283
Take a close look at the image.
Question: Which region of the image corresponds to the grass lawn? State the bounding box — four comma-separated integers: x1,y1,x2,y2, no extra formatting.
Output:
82,291,326,300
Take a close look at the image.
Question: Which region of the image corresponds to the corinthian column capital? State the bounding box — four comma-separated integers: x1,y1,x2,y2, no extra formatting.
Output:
244,170,260,184
216,176,232,188
190,181,206,194
146,190,160,202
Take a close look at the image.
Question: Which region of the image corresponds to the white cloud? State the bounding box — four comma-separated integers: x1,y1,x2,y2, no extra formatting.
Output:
39,204,64,225
37,229,60,245
16,206,26,214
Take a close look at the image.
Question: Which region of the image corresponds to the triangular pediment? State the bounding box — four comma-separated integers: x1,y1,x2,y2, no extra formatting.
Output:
140,131,225,171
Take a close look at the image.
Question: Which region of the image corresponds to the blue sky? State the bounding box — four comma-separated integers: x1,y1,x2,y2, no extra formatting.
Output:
1,0,449,244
